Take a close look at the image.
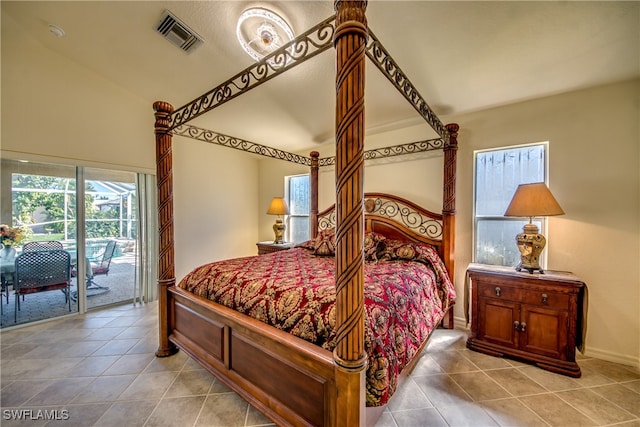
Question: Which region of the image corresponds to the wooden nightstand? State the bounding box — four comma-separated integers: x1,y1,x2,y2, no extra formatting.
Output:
256,241,295,255
466,263,586,377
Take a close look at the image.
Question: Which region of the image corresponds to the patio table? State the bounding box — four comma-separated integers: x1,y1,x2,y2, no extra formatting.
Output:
0,250,87,293
1,257,14,304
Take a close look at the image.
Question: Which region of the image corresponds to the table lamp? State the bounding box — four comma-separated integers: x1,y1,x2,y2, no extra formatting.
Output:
504,182,564,274
266,197,290,244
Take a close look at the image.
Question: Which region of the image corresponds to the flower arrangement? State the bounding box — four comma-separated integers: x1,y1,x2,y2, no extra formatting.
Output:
0,224,28,247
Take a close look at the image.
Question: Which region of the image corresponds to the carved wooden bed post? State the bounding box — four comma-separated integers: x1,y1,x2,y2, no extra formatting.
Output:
443,122,458,328
310,151,320,239
154,101,178,357
334,1,368,425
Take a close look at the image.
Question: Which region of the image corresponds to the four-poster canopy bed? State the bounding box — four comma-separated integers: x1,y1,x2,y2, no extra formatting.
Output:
153,2,459,426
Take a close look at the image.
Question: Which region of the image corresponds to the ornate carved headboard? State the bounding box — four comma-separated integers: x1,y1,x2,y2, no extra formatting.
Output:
316,192,446,259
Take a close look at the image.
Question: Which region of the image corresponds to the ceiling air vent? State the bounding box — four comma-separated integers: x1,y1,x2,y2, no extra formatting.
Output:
155,10,203,54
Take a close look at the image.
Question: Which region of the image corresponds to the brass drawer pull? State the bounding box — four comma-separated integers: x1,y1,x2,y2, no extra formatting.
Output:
514,320,520,330
520,322,527,332
495,286,501,296
542,293,548,304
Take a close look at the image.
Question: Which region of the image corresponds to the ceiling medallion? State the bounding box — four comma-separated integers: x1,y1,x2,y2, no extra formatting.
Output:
236,7,294,63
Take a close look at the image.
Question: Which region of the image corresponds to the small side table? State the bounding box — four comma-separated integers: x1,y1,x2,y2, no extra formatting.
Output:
466,263,586,377
256,241,295,255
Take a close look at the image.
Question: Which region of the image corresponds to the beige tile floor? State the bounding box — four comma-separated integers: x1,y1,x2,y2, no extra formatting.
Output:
1,301,639,427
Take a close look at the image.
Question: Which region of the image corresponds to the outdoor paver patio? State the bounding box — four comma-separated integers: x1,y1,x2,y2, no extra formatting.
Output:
1,253,137,327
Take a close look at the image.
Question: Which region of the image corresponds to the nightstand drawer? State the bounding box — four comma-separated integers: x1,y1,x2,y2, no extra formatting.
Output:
478,281,519,300
477,282,569,310
520,289,569,310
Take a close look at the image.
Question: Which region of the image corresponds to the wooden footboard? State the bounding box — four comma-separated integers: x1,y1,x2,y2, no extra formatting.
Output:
167,285,453,427
168,286,338,427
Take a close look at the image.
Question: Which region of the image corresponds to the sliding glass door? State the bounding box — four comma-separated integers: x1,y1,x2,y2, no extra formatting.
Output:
1,159,156,327
83,168,138,309
1,160,79,325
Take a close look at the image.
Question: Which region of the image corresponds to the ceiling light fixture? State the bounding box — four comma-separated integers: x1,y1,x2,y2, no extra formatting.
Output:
236,7,294,62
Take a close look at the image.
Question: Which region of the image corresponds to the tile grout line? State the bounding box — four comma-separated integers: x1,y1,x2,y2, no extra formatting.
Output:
553,387,639,425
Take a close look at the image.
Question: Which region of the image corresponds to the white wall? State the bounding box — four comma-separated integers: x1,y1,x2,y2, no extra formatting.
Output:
1,13,155,174
258,158,307,243
453,79,639,367
258,134,447,245
173,140,258,280
258,80,640,368
1,12,261,285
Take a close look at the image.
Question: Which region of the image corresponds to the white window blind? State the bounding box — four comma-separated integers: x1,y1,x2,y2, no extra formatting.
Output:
285,174,309,244
474,144,547,266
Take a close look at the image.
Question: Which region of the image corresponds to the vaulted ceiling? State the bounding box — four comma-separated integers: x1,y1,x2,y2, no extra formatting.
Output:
3,1,638,152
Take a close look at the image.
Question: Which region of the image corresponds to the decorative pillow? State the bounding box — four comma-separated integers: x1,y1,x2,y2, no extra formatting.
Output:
306,229,386,259
377,239,419,261
313,227,336,256
377,239,449,284
363,231,386,261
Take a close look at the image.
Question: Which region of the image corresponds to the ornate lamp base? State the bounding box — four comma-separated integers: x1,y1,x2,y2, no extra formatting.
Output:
515,223,546,274
272,219,286,244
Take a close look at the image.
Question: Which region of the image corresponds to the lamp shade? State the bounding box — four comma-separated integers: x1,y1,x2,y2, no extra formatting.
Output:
504,183,564,218
266,197,290,215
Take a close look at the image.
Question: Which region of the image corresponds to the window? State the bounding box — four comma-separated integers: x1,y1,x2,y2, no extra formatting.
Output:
474,143,547,267
285,174,309,244
1,159,157,326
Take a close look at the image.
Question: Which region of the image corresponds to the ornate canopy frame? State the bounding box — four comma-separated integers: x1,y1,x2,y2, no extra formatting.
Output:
153,2,458,426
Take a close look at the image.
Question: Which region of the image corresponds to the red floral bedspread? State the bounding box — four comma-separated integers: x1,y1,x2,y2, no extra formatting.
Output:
177,246,455,406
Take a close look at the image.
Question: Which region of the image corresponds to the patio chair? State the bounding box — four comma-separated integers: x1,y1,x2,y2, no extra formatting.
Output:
14,249,72,322
0,276,5,320
0,244,43,308
1,268,10,305
23,241,64,252
86,240,116,292
23,241,68,301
